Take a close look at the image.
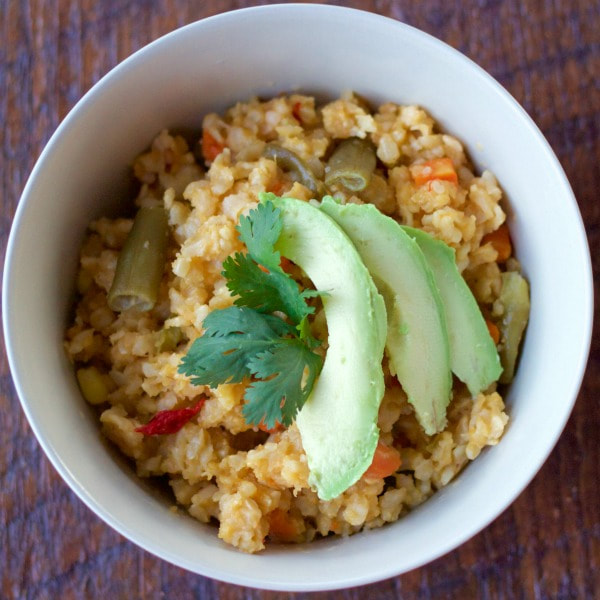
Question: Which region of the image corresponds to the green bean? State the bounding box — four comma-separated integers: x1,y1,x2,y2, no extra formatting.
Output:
108,206,169,312
154,326,184,352
325,137,376,192
497,271,530,384
76,366,108,405
263,143,325,197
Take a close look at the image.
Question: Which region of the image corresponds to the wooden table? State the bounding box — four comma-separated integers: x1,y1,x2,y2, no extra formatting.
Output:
1,1,598,597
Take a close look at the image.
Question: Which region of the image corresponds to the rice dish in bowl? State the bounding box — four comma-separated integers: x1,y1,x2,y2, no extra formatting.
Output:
4,5,591,589
64,92,527,554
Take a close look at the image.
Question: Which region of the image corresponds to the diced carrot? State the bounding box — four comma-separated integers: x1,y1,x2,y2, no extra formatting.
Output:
268,509,300,542
292,101,303,123
267,179,287,196
482,224,512,262
409,157,458,186
257,257,292,276
279,257,292,273
486,319,501,345
362,440,402,480
258,419,284,434
201,130,225,162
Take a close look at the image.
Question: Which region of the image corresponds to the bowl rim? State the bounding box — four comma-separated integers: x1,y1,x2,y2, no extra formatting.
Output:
2,3,594,591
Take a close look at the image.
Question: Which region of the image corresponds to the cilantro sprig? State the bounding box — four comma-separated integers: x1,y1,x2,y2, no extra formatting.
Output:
178,199,324,429
223,201,320,342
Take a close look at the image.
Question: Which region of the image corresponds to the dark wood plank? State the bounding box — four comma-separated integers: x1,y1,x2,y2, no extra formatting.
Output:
2,0,599,598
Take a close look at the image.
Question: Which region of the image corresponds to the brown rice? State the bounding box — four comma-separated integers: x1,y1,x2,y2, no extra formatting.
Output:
65,92,510,553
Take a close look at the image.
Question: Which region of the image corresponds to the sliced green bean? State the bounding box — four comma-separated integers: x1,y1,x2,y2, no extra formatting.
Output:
497,271,530,384
325,137,376,192
263,143,325,197
154,326,184,352
108,206,169,312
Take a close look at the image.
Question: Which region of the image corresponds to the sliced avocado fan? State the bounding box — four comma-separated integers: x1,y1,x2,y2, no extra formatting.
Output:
320,197,452,436
266,194,387,501
402,226,502,395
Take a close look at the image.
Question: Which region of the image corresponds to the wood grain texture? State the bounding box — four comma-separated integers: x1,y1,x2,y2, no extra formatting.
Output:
1,0,599,598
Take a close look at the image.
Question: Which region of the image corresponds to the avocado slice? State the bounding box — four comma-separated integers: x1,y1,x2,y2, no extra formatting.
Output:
321,197,452,435
267,195,388,501
402,226,502,394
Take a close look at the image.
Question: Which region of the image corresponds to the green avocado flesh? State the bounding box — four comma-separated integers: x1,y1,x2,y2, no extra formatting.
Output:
321,198,452,436
269,196,387,501
402,226,502,395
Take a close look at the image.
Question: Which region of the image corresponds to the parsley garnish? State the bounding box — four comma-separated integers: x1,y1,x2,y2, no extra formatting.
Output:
178,199,323,428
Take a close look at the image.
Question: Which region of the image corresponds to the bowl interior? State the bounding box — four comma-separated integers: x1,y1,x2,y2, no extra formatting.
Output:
3,4,592,591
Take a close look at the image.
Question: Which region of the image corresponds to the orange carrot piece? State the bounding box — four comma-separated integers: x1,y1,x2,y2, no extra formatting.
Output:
268,509,300,542
267,179,287,196
486,319,501,345
362,440,402,480
279,257,292,273
257,257,292,276
409,157,458,186
258,419,284,434
201,130,225,162
292,101,303,123
482,224,512,262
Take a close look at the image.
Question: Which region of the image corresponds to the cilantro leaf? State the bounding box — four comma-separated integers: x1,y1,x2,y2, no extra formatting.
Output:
177,306,293,387
243,339,323,428
223,252,315,326
237,201,283,273
179,198,326,430
202,304,295,338
225,200,327,331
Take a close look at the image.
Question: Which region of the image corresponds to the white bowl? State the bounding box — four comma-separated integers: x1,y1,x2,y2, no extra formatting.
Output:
3,4,593,591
